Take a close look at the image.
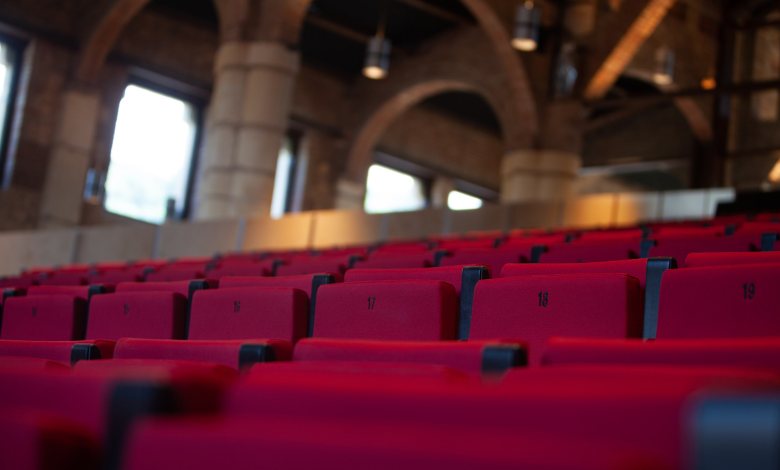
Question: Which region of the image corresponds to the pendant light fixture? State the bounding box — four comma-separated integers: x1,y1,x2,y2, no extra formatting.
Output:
363,2,391,80
653,46,675,86
512,0,541,52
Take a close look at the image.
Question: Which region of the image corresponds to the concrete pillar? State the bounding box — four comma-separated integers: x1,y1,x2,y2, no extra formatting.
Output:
333,178,365,210
195,41,299,220
39,89,101,227
500,149,581,203
431,176,456,209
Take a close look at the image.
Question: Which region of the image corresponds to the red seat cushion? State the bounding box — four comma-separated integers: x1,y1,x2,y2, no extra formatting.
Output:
114,338,291,369
294,338,524,375
345,266,466,296
542,337,780,371
685,251,780,268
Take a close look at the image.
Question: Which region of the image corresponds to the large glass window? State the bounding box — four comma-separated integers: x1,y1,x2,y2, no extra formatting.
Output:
364,163,427,214
447,190,483,211
104,84,199,224
0,43,13,148
0,38,21,185
270,134,298,219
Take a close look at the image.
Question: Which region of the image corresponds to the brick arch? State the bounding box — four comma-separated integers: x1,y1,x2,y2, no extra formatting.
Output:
75,0,152,83
345,80,490,181
342,25,529,183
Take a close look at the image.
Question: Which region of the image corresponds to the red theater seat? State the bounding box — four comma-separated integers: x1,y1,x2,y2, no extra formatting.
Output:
542,337,780,371
645,234,759,265
0,411,100,470
345,265,487,340
537,239,641,263
206,260,277,278
685,251,780,267
219,274,335,336
501,258,673,339
145,269,205,282
188,287,308,342
0,361,233,469
123,416,662,470
25,285,92,299
294,338,526,374
313,280,458,341
657,264,780,339
353,251,434,269
86,292,187,340
275,257,350,279
469,273,643,364
438,248,527,275
114,338,291,369
225,363,776,469
0,340,115,364
1,295,87,341
88,270,143,284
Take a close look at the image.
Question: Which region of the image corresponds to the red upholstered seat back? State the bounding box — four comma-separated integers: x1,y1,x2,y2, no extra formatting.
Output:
26,285,91,299
219,274,320,297
345,266,465,295
145,269,205,282
501,259,649,289
115,280,193,297
470,273,643,364
539,239,641,263
276,258,347,278
188,287,308,342
354,252,433,269
439,248,526,276
314,280,458,341
86,292,187,340
657,264,780,339
685,251,780,268
1,296,87,341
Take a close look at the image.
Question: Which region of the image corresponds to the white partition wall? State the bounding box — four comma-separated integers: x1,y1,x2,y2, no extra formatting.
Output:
0,188,744,276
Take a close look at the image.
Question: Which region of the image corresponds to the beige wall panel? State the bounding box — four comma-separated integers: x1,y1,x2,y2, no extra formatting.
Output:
384,209,446,241
0,229,78,276
563,194,618,228
448,205,506,235
311,210,383,249
242,213,314,251
76,224,156,264
615,192,662,226
157,220,241,259
505,202,564,230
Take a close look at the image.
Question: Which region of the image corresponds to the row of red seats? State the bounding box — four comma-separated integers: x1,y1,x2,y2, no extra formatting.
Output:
2,341,779,469
2,213,780,469
3,215,776,288
3,256,780,367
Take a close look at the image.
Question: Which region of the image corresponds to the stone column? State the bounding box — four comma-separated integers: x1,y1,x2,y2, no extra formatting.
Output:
39,88,101,227
500,149,581,203
333,178,365,210
430,176,456,209
195,41,299,219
